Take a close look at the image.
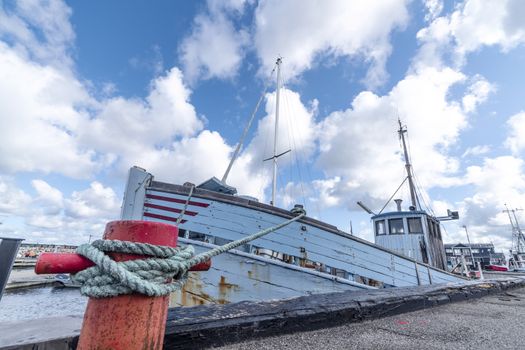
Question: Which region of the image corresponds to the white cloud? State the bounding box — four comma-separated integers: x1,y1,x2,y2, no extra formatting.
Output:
253,0,409,88
416,0,525,68
179,0,249,83
450,156,525,251
315,66,471,212
451,0,525,54
463,157,525,220
505,111,525,154
0,42,97,178
80,67,204,170
65,182,120,219
461,75,494,113
247,88,317,168
424,0,444,22
0,179,121,243
461,145,490,158
0,7,272,208
0,177,32,215
31,179,63,215
0,0,75,66
312,177,342,208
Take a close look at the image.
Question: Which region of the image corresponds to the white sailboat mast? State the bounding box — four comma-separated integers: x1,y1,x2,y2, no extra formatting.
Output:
271,57,283,206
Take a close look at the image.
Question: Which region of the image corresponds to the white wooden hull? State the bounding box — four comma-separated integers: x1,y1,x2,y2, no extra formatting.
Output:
121,167,465,306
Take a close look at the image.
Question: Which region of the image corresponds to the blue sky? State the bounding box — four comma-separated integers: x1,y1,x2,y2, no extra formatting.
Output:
1,0,525,255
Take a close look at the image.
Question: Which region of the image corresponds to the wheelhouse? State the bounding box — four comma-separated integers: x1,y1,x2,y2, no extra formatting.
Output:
372,210,447,270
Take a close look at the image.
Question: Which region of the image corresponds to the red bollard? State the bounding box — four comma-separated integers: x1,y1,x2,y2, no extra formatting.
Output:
76,220,180,350
35,252,211,273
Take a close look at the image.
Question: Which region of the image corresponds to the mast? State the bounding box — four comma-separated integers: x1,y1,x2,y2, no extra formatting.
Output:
398,119,418,210
513,210,525,253
504,204,525,254
270,57,282,206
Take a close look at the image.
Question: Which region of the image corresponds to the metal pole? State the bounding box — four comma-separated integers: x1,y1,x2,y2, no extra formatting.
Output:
462,225,476,270
271,57,282,206
477,261,484,280
398,119,418,209
461,255,469,277
0,237,24,302
414,261,421,285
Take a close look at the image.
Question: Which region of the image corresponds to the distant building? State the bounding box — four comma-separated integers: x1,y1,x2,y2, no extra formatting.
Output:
444,243,506,270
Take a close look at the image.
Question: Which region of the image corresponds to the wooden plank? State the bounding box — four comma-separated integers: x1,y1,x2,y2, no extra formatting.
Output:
147,211,419,286
147,186,462,279
145,188,465,286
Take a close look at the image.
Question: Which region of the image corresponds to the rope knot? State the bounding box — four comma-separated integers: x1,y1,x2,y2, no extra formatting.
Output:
72,239,195,298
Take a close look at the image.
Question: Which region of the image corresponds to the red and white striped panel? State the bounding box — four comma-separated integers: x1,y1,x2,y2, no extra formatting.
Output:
143,190,210,224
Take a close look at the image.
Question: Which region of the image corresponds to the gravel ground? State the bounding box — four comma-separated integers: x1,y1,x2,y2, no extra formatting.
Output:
217,287,525,350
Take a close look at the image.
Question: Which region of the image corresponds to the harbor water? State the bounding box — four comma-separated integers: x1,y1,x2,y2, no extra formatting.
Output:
0,287,87,323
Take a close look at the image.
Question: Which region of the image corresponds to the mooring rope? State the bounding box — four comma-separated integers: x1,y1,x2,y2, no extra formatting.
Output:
72,210,306,298
176,185,194,225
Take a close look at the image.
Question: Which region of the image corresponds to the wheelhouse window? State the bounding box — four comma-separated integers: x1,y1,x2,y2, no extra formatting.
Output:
408,218,423,234
389,218,405,234
375,220,386,235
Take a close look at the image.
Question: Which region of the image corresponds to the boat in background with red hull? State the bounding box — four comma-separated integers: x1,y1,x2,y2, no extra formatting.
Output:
486,264,509,272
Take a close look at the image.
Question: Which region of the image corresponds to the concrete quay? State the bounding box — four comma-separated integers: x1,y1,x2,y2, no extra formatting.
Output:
220,285,525,350
0,278,524,350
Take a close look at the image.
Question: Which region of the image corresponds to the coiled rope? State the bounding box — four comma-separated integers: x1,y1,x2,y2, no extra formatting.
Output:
72,210,306,298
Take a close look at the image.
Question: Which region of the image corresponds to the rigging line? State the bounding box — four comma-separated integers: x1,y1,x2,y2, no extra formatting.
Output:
440,223,449,242
292,111,319,214
222,62,278,183
281,83,295,203
413,173,435,217
379,177,409,215
281,83,318,217
282,84,308,207
405,127,427,212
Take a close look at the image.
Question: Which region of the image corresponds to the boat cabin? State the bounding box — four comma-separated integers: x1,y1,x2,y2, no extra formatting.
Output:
372,207,447,270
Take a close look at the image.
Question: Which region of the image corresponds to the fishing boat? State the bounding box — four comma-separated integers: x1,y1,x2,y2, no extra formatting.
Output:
359,119,458,271
120,58,465,306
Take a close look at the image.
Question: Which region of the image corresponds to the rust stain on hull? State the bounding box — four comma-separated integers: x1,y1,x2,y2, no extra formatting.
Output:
218,275,240,304
169,273,241,306
169,272,213,307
